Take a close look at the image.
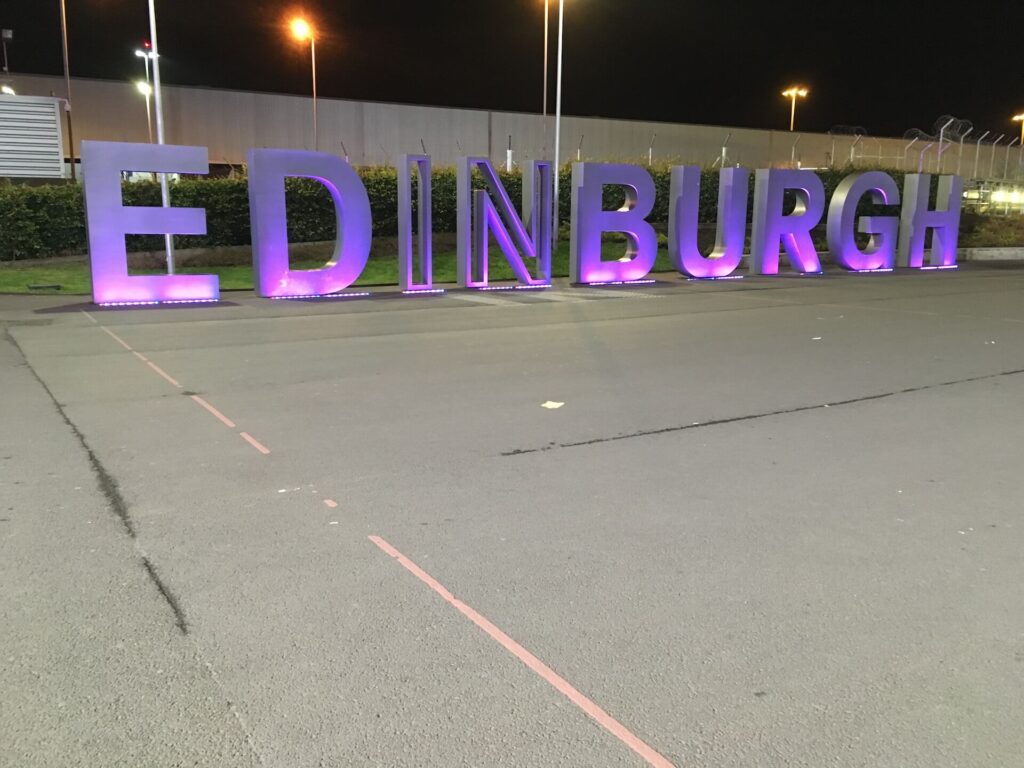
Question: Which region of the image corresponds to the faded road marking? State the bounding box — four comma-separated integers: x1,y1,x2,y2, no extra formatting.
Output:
369,534,676,768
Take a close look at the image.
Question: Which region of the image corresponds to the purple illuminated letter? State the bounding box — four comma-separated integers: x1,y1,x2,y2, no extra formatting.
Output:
247,149,372,298
826,172,901,271
668,166,749,278
896,174,963,268
398,154,433,291
750,169,826,274
456,158,551,287
569,163,657,284
82,140,217,305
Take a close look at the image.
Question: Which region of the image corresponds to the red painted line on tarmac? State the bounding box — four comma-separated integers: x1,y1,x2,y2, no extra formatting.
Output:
146,360,182,388
239,431,271,455
368,535,676,768
90,317,272,456
100,325,133,351
190,395,237,428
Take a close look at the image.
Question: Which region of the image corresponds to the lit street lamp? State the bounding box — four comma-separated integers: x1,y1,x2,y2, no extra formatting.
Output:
781,86,808,132
1013,112,1024,145
290,17,318,151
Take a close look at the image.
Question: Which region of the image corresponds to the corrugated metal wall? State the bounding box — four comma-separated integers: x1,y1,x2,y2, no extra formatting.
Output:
8,74,1023,181
0,94,66,178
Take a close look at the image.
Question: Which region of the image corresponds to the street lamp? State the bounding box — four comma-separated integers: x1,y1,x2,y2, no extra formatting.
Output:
290,17,318,151
781,86,808,132
135,80,154,143
1013,113,1024,145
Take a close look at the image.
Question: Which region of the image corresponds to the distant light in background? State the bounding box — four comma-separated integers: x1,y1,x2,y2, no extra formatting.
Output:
1,84,15,96
135,80,152,96
1013,112,1024,144
781,86,809,132
290,17,313,42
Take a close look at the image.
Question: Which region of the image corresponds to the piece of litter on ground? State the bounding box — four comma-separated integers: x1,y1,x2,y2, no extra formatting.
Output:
823,404,830,408
541,401,565,409
324,499,338,509
329,521,339,525
812,337,822,341
277,489,287,493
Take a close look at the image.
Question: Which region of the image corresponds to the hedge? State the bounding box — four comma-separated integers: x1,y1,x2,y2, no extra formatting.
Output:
0,166,912,260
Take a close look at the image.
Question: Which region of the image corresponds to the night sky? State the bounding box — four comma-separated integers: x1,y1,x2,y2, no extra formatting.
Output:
2,0,1019,139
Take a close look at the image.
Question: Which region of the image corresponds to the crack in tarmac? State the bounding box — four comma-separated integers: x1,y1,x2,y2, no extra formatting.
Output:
502,366,1024,456
4,329,189,635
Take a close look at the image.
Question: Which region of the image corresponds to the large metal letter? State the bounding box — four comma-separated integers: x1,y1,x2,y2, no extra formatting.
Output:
248,149,372,298
569,162,657,284
896,174,963,268
750,169,826,275
82,140,216,305
398,154,433,291
668,166,749,278
827,172,901,271
456,157,551,288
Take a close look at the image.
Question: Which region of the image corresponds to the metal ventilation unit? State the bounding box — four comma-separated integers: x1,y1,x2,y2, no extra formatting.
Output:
0,94,67,179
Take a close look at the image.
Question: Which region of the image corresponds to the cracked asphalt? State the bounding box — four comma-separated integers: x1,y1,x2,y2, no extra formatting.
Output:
2,267,1023,767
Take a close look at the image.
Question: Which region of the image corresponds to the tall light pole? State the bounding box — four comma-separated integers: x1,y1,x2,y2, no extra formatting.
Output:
552,0,564,245
1013,113,1024,146
58,1,76,179
147,0,175,273
542,0,549,116
781,86,808,132
290,18,317,151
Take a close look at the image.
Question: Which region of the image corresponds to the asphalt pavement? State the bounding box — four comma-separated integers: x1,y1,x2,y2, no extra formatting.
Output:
2,266,1023,767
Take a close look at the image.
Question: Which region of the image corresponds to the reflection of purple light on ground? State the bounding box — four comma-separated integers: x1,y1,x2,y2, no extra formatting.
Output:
686,275,746,282
854,268,894,273
919,265,958,271
402,288,446,295
585,279,657,286
269,292,372,300
475,284,552,292
98,298,221,307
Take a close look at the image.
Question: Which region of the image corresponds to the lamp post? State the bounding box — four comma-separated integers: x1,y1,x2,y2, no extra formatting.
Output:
58,1,76,179
552,0,564,245
542,0,549,116
781,86,808,132
1013,113,1024,146
146,0,175,273
290,17,317,151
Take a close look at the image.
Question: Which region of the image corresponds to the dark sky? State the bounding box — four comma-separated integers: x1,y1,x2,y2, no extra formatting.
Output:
1,0,1019,139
